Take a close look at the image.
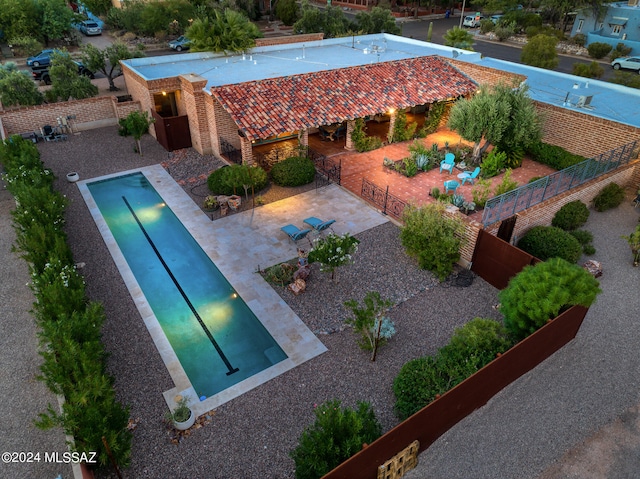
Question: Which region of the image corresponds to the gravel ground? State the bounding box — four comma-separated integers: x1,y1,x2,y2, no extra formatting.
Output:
33,127,503,478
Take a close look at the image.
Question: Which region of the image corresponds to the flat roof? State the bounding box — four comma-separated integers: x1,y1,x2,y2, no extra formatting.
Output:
121,33,640,129
121,34,481,87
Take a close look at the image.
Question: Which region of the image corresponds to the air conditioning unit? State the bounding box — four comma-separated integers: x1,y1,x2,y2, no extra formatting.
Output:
576,95,594,108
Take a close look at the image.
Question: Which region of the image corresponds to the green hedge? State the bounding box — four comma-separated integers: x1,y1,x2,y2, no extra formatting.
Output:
0,136,131,468
517,225,582,263
593,182,625,212
552,200,590,231
393,318,513,420
526,141,586,170
270,156,316,187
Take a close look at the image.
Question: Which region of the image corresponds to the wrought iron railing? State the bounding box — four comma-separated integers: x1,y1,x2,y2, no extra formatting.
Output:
482,140,639,226
361,178,407,220
309,148,341,185
220,139,242,165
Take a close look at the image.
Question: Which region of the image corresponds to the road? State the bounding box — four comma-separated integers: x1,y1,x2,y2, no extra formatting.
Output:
399,16,615,81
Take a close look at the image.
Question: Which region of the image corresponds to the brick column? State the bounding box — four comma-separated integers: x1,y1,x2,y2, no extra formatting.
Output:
240,137,253,165
345,120,355,150
179,73,211,155
387,110,397,144
299,129,309,147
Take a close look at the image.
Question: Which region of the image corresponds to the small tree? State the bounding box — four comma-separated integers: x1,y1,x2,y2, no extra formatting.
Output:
499,258,601,341
46,51,98,103
448,83,542,163
521,34,558,70
82,42,145,92
443,27,475,50
308,233,360,283
118,111,155,156
0,64,43,107
275,0,299,26
290,400,382,479
344,292,395,361
400,203,465,281
355,6,400,35
621,224,640,266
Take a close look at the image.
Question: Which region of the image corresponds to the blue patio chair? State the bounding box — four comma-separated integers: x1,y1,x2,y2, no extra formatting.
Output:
457,166,481,185
303,216,336,232
443,180,460,194
440,153,455,174
281,224,312,243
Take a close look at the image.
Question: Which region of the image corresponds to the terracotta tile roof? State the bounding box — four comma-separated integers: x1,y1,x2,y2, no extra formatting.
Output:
211,56,477,141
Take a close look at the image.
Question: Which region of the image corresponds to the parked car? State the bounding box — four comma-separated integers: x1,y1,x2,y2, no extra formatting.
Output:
490,14,503,24
168,36,191,52
79,20,102,36
462,15,484,28
26,49,59,67
611,56,640,73
31,62,95,85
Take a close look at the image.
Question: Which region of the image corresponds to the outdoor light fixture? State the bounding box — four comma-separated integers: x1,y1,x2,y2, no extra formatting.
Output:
162,91,167,96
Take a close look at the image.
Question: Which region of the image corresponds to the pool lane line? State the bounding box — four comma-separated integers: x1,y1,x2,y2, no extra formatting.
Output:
122,196,239,376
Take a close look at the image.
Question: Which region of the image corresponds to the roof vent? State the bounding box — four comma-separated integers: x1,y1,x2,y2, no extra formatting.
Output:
576,95,594,109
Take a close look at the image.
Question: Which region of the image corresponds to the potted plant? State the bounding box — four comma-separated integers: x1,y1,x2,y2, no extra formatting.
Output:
203,195,219,211
227,195,242,211
621,225,640,266
166,396,195,430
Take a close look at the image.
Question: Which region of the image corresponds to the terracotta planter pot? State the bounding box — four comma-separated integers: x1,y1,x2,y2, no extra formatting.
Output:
227,195,241,211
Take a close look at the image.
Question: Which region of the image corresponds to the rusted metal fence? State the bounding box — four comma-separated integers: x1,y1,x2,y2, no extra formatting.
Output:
361,178,407,220
482,139,639,226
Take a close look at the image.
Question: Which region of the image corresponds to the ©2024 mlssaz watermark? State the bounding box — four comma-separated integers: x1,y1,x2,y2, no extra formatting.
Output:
2,451,98,464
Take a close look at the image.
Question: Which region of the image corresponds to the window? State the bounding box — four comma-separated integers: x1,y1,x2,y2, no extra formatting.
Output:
612,25,622,35
576,20,584,33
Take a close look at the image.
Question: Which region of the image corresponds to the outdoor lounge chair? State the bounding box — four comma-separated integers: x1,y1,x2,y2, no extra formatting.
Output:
281,224,312,243
440,153,455,174
443,180,460,194
458,166,481,185
303,217,336,232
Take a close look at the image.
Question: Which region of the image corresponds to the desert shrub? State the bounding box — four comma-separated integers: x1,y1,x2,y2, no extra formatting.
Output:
499,258,601,340
270,156,316,186
494,21,516,41
517,226,582,263
480,19,494,34
400,203,465,281
290,400,381,479
493,169,518,196
572,61,604,79
609,42,632,60
525,25,564,40
593,183,625,212
351,118,383,152
471,178,492,208
263,262,296,286
393,318,513,419
571,33,586,46
552,200,590,230
480,149,506,178
587,42,612,59
526,141,585,170
611,71,640,89
207,164,269,195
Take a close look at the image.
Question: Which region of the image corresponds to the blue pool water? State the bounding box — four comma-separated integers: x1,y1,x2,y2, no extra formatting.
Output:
87,172,287,398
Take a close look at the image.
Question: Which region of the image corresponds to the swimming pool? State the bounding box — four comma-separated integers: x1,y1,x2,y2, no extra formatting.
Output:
86,172,287,398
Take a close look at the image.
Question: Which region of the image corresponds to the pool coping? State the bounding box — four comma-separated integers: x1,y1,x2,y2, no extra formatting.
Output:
77,165,332,416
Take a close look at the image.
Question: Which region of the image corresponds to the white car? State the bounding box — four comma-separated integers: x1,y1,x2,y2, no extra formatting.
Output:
611,56,640,73
463,15,484,28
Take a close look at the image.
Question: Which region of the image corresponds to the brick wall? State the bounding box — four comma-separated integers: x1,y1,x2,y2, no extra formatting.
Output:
534,101,640,157
179,74,211,155
447,59,526,88
255,33,324,47
211,97,241,151
0,96,126,137
485,160,640,241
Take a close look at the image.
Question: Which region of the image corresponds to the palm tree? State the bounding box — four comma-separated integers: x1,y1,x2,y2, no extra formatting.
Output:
187,9,261,54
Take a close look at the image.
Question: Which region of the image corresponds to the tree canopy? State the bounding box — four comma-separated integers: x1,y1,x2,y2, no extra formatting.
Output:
186,8,262,53
447,83,542,163
46,51,98,103
81,42,145,91
521,34,559,70
275,0,299,26
355,7,400,35
0,63,43,108
293,1,355,38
